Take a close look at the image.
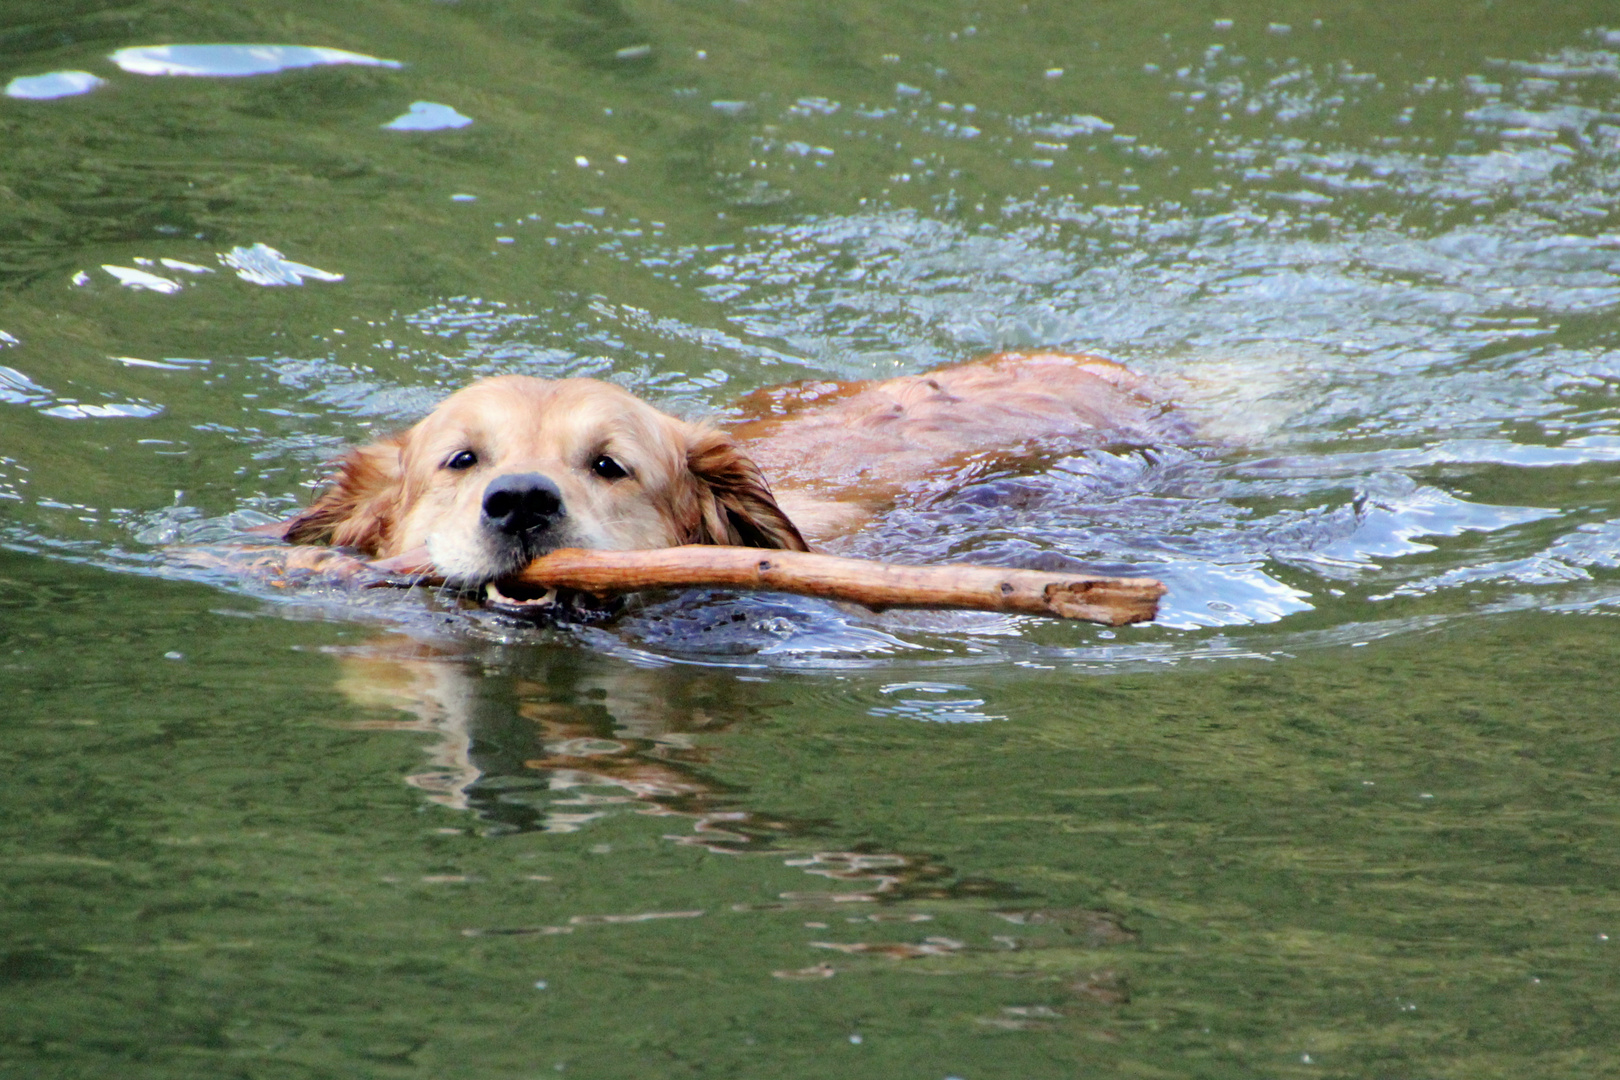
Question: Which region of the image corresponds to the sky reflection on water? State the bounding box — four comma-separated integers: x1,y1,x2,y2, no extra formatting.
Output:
3,70,106,99
108,44,403,78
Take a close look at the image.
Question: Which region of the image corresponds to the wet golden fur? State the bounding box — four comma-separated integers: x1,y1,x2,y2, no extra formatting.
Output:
284,352,1171,585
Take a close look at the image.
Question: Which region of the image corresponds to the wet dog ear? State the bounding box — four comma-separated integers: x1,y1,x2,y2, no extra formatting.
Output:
684,429,809,551
283,434,407,554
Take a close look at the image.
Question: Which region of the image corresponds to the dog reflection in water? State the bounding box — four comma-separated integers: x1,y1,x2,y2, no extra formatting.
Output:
336,635,1005,902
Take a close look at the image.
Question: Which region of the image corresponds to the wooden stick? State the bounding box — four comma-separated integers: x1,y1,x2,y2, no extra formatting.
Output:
381,546,1164,626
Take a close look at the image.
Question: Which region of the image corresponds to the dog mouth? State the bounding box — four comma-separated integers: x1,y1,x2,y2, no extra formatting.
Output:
483,575,554,608
481,577,620,622
415,530,620,621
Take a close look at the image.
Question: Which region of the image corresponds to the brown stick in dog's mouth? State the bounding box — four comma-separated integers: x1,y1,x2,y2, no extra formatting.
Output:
373,546,1164,626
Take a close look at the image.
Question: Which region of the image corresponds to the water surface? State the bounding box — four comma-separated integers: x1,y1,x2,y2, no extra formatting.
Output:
3,2,1619,1077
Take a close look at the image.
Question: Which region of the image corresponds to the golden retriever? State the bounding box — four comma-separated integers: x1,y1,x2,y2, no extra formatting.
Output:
281,351,1173,587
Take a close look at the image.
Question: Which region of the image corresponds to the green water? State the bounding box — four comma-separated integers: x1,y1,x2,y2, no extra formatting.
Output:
5,2,1620,1077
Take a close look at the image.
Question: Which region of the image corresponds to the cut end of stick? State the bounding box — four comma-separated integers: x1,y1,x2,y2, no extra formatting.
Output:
1044,579,1166,625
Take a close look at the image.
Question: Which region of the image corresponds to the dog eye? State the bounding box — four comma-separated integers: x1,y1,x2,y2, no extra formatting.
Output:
444,449,478,471
591,454,628,480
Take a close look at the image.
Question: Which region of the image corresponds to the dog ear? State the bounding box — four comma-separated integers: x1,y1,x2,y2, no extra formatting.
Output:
282,434,407,555
684,429,809,551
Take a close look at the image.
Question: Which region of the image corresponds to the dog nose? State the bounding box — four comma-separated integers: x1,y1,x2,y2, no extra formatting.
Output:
481,473,564,535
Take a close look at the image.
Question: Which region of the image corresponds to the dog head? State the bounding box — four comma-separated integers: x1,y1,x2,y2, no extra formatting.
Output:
284,375,806,584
